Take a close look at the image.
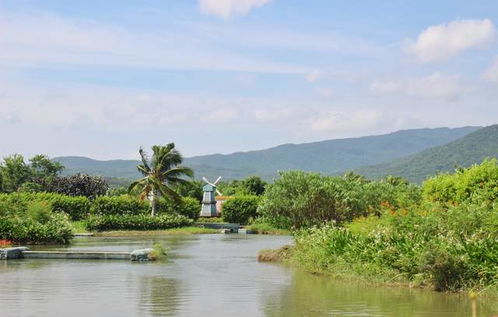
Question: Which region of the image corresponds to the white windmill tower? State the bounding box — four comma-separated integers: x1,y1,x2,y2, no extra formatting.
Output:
200,176,222,217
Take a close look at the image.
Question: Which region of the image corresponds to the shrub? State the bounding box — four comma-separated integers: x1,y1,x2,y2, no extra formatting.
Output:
156,196,200,220
48,195,91,220
222,195,259,224
91,195,147,216
27,201,52,224
85,214,192,231
258,171,421,230
290,201,498,291
0,192,90,220
0,212,73,244
423,159,498,205
172,197,200,220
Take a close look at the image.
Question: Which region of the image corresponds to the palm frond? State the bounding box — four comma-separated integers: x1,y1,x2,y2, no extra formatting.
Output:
161,166,194,179
128,177,148,193
138,147,151,172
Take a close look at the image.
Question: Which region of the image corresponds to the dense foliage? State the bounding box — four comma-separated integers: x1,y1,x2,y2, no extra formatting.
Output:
258,171,420,229
85,214,192,231
423,158,498,205
157,197,200,221
128,144,193,216
91,195,200,220
0,200,73,244
48,173,108,198
221,195,259,224
287,160,498,292
92,195,147,215
0,154,64,193
0,192,90,220
218,176,267,196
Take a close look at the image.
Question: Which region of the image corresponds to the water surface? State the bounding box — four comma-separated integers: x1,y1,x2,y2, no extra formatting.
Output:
0,234,496,316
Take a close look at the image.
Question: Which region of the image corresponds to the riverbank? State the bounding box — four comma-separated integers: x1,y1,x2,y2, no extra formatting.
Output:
259,238,498,298
71,221,290,236
91,226,219,237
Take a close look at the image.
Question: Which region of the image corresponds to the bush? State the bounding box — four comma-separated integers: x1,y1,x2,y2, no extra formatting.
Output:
91,195,147,216
0,192,90,220
423,159,498,205
48,195,91,220
172,197,200,220
222,195,259,224
0,211,73,244
27,201,52,224
258,171,420,229
290,200,498,291
90,195,200,220
85,214,192,231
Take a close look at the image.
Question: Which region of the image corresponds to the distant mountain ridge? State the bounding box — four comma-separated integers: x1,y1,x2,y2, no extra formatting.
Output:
54,126,480,181
356,124,498,182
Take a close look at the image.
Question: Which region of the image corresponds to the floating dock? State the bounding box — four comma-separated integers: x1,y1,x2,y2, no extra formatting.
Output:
195,222,240,232
1,247,153,261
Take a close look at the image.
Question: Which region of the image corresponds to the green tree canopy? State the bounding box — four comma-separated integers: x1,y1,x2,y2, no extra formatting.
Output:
128,144,193,216
0,154,31,192
29,154,64,179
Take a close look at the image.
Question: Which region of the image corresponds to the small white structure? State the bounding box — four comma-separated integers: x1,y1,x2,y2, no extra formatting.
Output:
200,176,222,217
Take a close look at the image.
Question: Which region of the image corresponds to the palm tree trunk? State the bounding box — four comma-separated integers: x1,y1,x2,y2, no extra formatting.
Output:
150,190,157,217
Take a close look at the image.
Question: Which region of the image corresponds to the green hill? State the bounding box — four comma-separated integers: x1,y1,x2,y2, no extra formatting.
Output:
356,125,498,182
54,126,479,181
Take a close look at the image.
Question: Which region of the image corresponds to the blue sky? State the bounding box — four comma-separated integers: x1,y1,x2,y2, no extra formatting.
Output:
1,0,498,159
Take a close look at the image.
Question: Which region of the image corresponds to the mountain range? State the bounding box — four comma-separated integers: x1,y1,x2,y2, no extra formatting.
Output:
54,125,495,183
356,124,498,182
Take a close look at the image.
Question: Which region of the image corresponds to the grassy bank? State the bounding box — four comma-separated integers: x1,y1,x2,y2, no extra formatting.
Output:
256,160,498,295
259,244,498,300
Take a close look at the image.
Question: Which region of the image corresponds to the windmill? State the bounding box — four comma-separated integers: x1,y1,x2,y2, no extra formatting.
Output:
200,176,222,217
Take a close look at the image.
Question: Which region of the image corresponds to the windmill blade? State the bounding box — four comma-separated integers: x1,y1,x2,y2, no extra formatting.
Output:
214,176,222,184
216,189,222,196
202,176,210,184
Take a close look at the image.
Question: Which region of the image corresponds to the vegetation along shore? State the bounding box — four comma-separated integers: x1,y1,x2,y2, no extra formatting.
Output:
259,159,498,294
2,141,498,296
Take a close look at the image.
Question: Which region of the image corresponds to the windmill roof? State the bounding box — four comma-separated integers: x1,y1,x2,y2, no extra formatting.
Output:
203,184,215,191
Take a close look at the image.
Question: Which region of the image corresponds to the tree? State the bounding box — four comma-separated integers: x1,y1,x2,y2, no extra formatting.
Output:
383,175,409,186
29,155,64,179
128,144,193,217
0,154,31,192
50,173,108,198
240,176,267,196
173,179,203,201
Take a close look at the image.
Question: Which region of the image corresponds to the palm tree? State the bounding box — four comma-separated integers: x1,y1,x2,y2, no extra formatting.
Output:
128,144,193,217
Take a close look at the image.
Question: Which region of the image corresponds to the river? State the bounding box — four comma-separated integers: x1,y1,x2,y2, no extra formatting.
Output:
0,234,496,316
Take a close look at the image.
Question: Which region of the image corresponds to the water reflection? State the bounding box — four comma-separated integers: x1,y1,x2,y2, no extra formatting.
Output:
1,235,497,317
265,269,498,316
139,275,181,316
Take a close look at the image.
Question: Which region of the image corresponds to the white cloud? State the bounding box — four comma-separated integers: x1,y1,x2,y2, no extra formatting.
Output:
198,0,272,19
201,108,239,123
305,69,324,83
314,87,334,98
368,81,400,94
483,56,498,82
369,72,467,100
405,19,496,63
0,11,305,74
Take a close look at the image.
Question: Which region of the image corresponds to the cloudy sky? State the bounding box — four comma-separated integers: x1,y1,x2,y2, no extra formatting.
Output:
1,0,498,159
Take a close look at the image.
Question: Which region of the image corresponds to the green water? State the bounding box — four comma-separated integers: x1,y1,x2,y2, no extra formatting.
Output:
0,234,496,316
